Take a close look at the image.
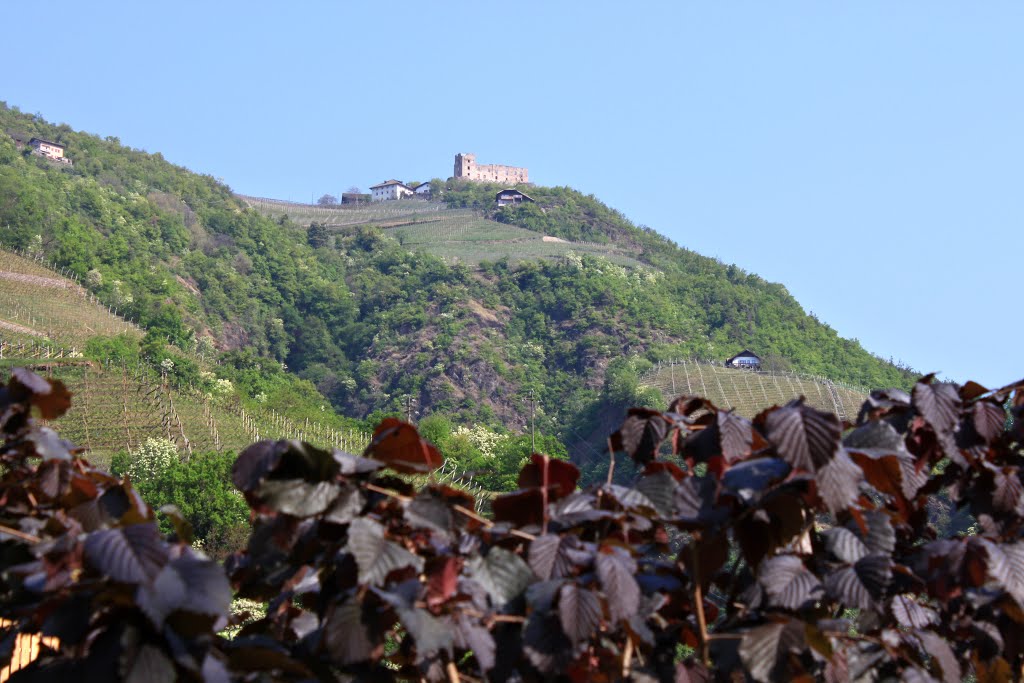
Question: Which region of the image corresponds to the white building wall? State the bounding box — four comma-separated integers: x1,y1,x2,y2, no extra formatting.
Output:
371,184,412,202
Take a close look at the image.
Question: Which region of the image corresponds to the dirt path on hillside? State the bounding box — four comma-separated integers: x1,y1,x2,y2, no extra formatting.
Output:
0,319,47,338
0,271,77,290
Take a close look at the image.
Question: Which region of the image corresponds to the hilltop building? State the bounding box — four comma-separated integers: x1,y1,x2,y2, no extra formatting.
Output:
495,188,535,207
341,191,370,204
725,350,762,370
454,153,528,184
28,138,72,165
413,182,432,197
370,180,414,202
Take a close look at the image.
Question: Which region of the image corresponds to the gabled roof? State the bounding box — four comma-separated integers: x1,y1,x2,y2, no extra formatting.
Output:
495,188,534,202
726,349,761,363
413,182,431,190
369,179,412,190
29,137,64,149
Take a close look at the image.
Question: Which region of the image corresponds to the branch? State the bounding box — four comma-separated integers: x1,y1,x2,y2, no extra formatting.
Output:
0,523,40,544
606,437,616,486
689,539,710,667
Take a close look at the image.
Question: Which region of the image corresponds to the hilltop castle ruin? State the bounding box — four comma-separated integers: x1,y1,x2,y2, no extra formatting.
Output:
453,153,528,184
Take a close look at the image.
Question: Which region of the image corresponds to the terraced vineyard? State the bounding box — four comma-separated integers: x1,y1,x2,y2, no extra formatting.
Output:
10,357,370,468
240,194,646,267
238,195,443,227
0,250,139,347
639,360,869,419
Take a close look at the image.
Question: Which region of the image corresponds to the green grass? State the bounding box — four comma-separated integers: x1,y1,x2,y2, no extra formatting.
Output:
639,360,868,419
389,215,539,243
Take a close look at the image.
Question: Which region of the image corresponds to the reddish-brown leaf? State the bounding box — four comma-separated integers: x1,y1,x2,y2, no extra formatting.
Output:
992,467,1024,515
738,619,806,682
890,594,937,628
814,450,861,514
362,418,443,474
492,488,544,527
557,583,602,645
917,631,960,683
682,410,755,466
6,368,72,421
595,547,639,623
609,408,672,465
912,376,961,436
762,400,841,472
759,555,822,610
426,556,461,608
517,454,579,500
973,401,1007,444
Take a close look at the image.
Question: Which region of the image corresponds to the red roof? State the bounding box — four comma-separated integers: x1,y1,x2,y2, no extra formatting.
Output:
369,179,412,190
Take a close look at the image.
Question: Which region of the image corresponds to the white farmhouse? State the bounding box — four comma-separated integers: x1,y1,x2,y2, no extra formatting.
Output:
369,180,414,202
28,138,72,165
413,182,432,197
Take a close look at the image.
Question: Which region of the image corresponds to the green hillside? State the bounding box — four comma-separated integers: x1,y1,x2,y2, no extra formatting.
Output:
0,103,914,463
0,247,370,466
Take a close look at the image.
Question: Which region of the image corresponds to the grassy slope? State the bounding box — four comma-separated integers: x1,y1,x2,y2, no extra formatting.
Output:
243,195,645,267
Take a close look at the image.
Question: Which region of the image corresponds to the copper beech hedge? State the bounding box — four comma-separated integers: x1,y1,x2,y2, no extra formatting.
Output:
0,367,1023,681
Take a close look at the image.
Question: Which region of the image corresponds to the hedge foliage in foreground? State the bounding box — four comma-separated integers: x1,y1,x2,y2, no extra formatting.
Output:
0,368,1022,681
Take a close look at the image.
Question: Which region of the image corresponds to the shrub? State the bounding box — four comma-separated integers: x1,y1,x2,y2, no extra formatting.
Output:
3,369,1024,681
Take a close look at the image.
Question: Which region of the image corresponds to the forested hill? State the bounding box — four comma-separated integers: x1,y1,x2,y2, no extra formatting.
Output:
0,103,914,447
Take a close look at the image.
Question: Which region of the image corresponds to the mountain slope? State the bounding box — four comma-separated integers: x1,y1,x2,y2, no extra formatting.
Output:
0,103,914,455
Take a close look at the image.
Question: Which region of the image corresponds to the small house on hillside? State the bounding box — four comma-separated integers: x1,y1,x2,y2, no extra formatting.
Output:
370,180,414,202
28,138,72,165
725,350,761,370
495,188,534,207
341,192,370,205
413,182,432,197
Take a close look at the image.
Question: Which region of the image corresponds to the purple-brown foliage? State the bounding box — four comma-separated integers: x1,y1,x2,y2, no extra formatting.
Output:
1,369,1023,681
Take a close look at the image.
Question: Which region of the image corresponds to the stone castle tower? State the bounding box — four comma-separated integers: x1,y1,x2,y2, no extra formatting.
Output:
454,153,528,185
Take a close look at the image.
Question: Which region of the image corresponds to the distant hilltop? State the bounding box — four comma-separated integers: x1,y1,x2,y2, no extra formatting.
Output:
454,153,528,185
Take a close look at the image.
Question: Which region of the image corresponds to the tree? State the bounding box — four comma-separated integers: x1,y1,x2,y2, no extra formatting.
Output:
317,193,338,206
346,186,361,195
307,222,330,249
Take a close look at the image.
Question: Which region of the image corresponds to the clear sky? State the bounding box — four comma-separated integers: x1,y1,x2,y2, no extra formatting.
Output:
3,1,1022,389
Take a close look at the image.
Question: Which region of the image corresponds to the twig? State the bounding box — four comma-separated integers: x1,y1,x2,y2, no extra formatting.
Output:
622,635,634,678
461,608,527,625
452,504,536,541
0,523,40,544
446,661,460,683
541,455,549,535
454,503,492,527
690,540,710,667
606,437,616,485
364,482,412,502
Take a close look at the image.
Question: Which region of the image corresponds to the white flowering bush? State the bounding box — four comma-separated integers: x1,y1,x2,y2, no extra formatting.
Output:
196,336,217,358
452,424,505,460
110,279,134,306
124,437,179,484
212,378,234,397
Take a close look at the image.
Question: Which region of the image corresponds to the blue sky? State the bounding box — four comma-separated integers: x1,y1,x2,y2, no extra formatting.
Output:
3,2,1022,389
